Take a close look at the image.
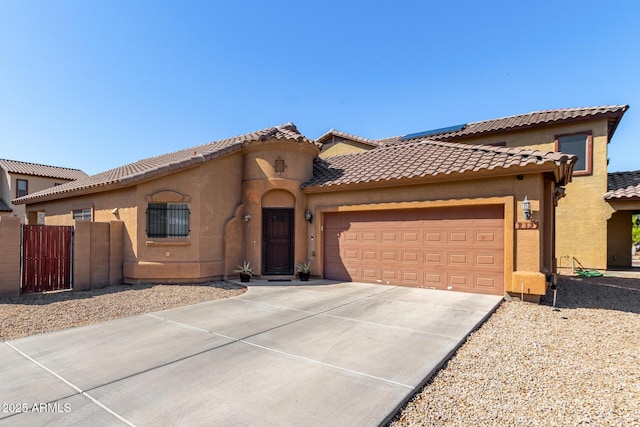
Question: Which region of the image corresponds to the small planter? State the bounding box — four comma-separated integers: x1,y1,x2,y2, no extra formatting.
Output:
298,272,310,281
239,273,251,283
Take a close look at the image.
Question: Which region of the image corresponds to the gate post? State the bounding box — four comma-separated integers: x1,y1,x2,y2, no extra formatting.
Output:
73,220,91,291
0,217,21,297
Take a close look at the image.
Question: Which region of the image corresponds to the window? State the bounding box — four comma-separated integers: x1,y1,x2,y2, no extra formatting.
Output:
72,208,92,221
556,132,592,175
16,179,28,198
146,203,190,238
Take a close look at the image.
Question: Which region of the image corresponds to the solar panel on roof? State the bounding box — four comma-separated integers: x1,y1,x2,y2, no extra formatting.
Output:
400,123,466,141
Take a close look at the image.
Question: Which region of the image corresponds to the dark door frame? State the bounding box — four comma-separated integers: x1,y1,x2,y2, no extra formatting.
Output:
262,208,294,275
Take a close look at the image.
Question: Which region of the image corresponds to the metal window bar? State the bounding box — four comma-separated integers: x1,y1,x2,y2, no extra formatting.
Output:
147,203,190,238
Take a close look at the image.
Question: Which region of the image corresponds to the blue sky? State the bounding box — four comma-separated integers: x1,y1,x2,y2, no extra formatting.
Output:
1,1,639,175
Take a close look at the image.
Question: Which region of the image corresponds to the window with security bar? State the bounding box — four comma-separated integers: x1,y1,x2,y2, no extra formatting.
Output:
146,203,190,238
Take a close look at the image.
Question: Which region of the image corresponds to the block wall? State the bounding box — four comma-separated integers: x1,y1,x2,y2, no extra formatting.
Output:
0,216,21,297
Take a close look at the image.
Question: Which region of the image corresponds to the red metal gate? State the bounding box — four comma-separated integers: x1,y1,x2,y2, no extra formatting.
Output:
21,225,73,293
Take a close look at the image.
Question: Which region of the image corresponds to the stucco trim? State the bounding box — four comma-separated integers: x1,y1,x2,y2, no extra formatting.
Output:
146,190,191,203
315,196,514,294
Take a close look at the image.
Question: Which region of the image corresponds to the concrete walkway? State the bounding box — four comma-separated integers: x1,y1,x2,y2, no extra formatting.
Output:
1,281,502,426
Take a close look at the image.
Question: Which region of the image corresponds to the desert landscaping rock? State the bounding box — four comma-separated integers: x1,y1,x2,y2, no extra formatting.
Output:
390,275,640,427
0,282,245,341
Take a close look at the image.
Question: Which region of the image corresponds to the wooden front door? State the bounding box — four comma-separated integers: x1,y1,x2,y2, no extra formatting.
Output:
263,208,294,275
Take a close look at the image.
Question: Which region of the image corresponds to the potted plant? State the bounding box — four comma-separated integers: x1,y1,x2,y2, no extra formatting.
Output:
234,260,254,282
296,262,311,281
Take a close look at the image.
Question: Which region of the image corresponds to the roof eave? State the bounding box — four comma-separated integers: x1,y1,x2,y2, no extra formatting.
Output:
426,107,630,143
303,162,565,194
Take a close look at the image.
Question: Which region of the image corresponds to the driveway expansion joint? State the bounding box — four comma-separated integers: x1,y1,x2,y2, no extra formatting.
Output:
4,342,136,426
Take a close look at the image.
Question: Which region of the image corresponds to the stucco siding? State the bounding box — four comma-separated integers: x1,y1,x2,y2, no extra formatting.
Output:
607,211,632,267
453,119,611,270
320,140,373,158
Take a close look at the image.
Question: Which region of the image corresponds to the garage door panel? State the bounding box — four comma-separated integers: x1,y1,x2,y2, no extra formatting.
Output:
381,269,398,281
424,251,444,264
381,251,399,262
381,231,399,242
475,253,499,268
475,230,499,244
402,270,420,284
424,273,444,286
362,232,378,243
449,252,470,266
362,268,377,281
424,232,443,243
362,249,378,261
402,231,420,243
448,274,469,287
323,207,504,295
448,231,469,244
344,249,359,260
344,231,359,242
402,250,420,263
475,275,499,291
345,266,359,278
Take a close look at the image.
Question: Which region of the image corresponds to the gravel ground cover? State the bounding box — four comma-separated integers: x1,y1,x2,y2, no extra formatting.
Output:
0,282,245,341
390,274,640,426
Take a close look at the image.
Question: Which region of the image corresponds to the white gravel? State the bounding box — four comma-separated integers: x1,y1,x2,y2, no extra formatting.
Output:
390,274,640,426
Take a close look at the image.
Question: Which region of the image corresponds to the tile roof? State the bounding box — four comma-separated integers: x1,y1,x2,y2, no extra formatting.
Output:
0,198,12,212
303,139,576,189
396,105,629,144
605,170,640,201
0,159,88,181
316,129,384,148
14,123,315,204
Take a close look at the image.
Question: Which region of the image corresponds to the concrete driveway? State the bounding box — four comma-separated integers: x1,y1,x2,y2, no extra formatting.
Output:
1,281,502,426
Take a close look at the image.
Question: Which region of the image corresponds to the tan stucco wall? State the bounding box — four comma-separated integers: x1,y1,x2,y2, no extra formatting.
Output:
0,216,21,297
24,140,320,283
442,119,612,270
319,139,373,158
2,173,74,221
607,211,632,267
241,142,317,276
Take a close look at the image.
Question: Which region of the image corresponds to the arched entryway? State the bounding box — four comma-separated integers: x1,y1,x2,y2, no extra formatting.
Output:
262,190,295,275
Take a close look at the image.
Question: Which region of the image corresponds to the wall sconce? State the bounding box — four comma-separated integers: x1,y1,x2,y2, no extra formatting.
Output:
304,209,313,224
522,196,532,221
243,214,251,223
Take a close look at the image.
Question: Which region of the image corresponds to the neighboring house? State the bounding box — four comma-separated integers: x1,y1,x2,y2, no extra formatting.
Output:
14,122,575,301
318,105,636,271
0,159,88,222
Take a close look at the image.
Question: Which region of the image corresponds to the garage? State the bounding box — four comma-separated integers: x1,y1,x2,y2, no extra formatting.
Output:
323,205,504,295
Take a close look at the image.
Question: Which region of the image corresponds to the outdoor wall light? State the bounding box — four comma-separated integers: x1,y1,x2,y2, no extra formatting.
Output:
304,209,313,224
522,196,532,221
243,214,251,222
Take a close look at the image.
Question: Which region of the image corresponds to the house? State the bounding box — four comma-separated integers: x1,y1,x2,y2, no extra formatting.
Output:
0,159,88,222
318,105,636,271
14,119,577,302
